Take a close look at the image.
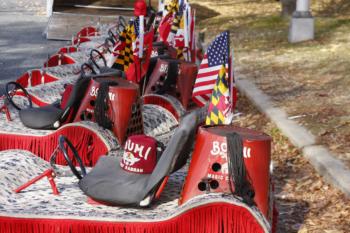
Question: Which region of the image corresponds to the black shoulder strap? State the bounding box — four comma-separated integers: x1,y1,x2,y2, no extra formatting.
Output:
94,81,118,129
227,133,256,206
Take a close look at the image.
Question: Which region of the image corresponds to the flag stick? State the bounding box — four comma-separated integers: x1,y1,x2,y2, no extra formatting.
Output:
187,4,192,62
139,16,144,58
162,0,166,16
183,4,189,61
230,48,235,113
191,8,195,63
158,0,164,12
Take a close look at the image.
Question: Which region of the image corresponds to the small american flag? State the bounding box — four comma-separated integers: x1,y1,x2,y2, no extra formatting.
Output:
134,18,140,37
192,31,229,107
132,18,140,57
133,39,140,57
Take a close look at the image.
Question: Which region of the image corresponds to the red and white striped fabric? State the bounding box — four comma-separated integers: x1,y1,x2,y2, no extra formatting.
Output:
132,40,140,57
192,58,230,106
192,55,221,106
192,31,229,107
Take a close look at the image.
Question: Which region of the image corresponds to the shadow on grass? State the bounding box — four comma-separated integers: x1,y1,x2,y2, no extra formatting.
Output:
192,0,350,51
191,3,220,23
317,0,350,16
276,199,310,233
195,14,288,49
316,18,350,39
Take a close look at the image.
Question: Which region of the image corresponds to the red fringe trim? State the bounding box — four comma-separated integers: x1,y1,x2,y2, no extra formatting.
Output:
0,203,267,233
0,125,108,166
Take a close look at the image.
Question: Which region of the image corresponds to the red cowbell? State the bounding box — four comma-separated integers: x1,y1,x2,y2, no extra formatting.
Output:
144,59,198,109
74,76,143,144
179,125,272,219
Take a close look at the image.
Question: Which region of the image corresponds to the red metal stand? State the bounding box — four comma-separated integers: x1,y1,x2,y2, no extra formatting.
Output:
14,169,59,195
0,104,11,121
0,95,11,121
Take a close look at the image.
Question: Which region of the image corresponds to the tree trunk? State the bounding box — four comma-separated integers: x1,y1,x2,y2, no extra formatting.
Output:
281,0,297,17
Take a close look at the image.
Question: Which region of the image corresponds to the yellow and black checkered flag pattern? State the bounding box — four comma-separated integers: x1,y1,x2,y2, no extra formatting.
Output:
205,65,230,125
170,14,181,35
165,0,179,14
169,13,185,60
114,24,135,71
176,48,184,60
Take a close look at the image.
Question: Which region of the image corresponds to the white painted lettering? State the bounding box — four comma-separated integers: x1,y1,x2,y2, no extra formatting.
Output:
134,144,145,158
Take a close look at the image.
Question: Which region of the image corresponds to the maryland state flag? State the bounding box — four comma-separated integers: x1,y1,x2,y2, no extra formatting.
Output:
205,64,233,125
126,29,154,83
171,15,186,60
165,0,179,15
113,23,134,71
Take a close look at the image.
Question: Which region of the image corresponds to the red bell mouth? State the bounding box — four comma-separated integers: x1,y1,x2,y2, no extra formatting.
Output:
74,76,143,144
144,58,198,110
180,125,272,219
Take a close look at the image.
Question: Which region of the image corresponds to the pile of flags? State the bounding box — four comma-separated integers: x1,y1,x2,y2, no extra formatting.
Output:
112,12,154,83
158,0,196,62
111,0,236,125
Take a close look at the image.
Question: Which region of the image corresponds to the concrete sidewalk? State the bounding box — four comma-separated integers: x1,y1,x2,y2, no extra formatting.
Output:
0,1,66,95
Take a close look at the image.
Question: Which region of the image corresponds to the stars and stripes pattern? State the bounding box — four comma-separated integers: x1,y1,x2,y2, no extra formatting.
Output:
133,40,140,57
192,31,229,107
134,18,140,36
132,18,141,57
205,64,233,125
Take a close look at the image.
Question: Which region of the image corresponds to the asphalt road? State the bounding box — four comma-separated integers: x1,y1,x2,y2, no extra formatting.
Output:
0,1,67,95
